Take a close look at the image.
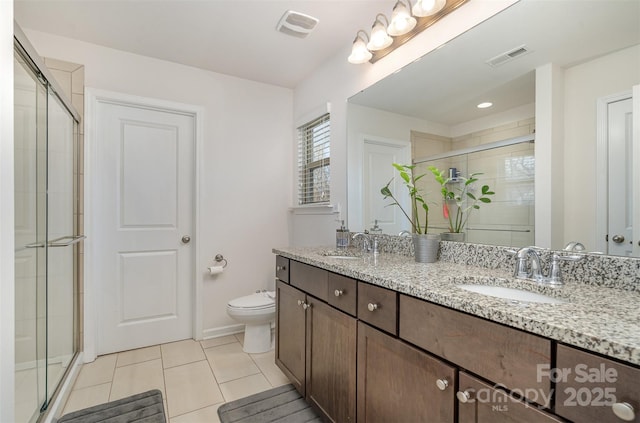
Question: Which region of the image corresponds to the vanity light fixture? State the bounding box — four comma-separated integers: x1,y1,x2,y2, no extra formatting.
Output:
347,0,469,64
348,30,374,64
477,102,493,109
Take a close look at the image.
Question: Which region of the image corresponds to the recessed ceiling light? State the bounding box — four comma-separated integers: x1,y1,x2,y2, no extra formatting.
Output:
477,102,493,109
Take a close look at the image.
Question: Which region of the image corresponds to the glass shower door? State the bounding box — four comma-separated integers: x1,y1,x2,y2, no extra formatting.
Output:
14,51,48,423
14,45,80,422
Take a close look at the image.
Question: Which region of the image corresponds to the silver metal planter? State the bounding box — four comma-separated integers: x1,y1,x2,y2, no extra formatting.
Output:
412,233,441,263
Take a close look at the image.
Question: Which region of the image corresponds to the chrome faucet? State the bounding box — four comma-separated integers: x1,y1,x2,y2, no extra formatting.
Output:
512,247,543,280
352,232,379,254
510,246,584,286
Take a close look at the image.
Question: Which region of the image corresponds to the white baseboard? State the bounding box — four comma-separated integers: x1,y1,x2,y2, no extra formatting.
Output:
202,323,245,340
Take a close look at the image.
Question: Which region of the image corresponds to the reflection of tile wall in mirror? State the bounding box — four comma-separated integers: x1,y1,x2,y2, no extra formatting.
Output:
413,120,535,247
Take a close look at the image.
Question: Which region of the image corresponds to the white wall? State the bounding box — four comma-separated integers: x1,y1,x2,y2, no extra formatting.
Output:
0,4,15,422
23,29,293,339
291,0,518,245
563,44,640,251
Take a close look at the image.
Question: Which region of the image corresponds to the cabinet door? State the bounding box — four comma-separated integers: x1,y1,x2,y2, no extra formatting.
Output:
307,298,357,423
357,322,456,423
275,280,307,395
556,344,640,423
458,372,563,423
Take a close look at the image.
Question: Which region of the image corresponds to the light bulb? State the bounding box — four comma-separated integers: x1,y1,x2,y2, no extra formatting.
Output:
413,0,446,17
366,15,393,51
348,33,373,64
388,1,417,36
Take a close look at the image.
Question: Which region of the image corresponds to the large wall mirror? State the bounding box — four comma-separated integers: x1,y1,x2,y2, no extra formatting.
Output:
347,0,640,257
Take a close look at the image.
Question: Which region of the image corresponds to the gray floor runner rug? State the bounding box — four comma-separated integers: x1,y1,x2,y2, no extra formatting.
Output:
218,384,321,423
58,389,166,423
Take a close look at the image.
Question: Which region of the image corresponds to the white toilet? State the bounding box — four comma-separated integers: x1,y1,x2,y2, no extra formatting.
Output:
226,290,276,353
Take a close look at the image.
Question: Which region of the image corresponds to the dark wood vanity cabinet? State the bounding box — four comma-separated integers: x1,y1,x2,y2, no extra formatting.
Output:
357,322,456,423
457,372,564,423
275,256,640,423
275,262,357,422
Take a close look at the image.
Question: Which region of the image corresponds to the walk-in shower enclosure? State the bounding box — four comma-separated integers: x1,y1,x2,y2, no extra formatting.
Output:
14,28,82,423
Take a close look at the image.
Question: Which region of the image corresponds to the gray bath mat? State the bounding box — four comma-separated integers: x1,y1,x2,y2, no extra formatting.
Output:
58,389,165,423
217,384,321,423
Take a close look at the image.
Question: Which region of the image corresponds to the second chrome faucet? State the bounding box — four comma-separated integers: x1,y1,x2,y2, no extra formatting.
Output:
352,232,379,255
511,246,584,286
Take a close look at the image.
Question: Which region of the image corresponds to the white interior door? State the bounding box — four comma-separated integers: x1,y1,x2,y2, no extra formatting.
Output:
95,99,195,355
607,97,634,256
362,138,411,235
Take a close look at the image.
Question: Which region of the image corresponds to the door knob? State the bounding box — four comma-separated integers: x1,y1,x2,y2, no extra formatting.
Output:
612,235,625,244
181,235,191,244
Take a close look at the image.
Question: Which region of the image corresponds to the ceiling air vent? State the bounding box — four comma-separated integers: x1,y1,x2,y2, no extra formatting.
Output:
486,45,531,67
276,10,319,38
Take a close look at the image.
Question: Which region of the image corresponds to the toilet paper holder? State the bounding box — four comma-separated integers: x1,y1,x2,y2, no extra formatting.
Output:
214,254,228,268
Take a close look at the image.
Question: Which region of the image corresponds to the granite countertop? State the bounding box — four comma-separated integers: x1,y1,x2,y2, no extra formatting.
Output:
273,246,640,366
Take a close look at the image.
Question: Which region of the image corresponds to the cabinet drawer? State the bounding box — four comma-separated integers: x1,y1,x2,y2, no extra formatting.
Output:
290,260,328,302
358,282,397,335
275,256,289,283
328,273,357,316
399,294,551,406
555,344,640,423
458,372,563,423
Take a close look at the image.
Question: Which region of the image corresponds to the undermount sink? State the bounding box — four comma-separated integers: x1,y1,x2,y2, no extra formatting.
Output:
320,251,361,260
457,284,565,304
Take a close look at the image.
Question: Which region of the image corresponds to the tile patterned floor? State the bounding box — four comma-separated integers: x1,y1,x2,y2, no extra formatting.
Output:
62,334,289,422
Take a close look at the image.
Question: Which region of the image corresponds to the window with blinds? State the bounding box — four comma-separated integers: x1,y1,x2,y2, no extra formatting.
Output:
297,113,330,205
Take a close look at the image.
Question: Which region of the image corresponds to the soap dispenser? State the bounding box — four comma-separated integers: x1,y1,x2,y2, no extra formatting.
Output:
336,220,350,249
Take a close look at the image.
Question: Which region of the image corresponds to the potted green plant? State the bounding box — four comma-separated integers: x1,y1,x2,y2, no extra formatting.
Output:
381,163,440,263
428,166,495,241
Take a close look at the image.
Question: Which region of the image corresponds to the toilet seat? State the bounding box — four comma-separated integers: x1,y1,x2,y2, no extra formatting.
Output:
227,291,275,310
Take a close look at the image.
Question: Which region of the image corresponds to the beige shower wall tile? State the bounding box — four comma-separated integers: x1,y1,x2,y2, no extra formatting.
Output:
45,57,82,73
49,68,72,98
71,67,84,95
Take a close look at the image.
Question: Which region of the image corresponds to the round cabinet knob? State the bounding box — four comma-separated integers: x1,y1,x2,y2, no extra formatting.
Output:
297,300,303,307
612,402,635,421
276,265,286,271
334,289,344,297
367,303,378,312
302,302,310,310
436,379,449,391
612,235,625,244
456,390,473,403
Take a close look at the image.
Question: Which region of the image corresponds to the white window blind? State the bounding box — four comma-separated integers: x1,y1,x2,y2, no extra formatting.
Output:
297,113,330,205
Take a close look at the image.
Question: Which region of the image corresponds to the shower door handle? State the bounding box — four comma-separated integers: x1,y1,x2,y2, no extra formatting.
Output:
48,235,86,247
